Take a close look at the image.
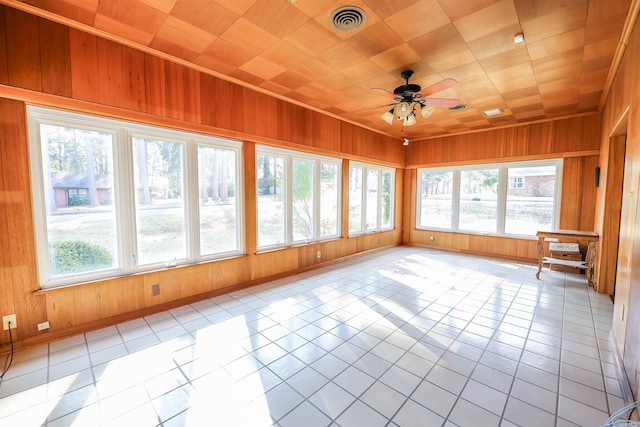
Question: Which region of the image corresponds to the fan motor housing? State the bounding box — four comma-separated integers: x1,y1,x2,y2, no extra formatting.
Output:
394,83,421,96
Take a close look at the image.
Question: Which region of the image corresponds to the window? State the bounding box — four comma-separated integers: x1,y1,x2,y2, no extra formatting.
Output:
198,146,240,256
459,168,499,233
67,188,89,205
37,124,119,279
292,159,315,242
505,165,558,235
348,166,363,233
256,146,341,250
320,163,339,237
28,106,242,288
349,162,395,235
416,160,562,236
418,171,453,229
132,136,186,266
509,176,524,189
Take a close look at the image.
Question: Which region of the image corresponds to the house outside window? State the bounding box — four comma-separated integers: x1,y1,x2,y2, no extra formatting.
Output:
508,176,525,189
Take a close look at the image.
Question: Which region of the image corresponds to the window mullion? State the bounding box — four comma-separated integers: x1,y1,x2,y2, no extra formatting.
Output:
117,129,137,272
377,170,383,230
451,170,461,230
185,141,199,261
314,160,321,240
286,156,293,245
496,167,508,234
361,167,367,232
416,171,423,229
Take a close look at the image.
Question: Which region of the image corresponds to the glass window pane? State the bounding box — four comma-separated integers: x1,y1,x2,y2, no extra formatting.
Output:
381,171,392,228
419,171,453,229
505,165,557,235
320,162,339,237
40,124,118,277
366,169,379,230
459,169,499,233
257,154,285,247
198,146,239,255
132,137,186,265
292,159,314,242
349,167,363,233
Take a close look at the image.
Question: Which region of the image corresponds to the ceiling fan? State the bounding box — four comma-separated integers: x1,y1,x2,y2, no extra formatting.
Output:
373,70,460,127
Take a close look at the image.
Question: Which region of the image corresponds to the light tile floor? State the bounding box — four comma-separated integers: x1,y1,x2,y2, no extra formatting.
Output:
0,247,625,426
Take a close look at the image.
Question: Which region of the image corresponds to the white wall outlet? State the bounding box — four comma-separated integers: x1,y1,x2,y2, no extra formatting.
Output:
37,321,50,331
429,235,435,241
3,314,17,331
316,251,321,259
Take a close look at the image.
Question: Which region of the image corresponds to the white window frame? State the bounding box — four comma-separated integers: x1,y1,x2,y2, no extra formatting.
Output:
416,159,562,237
28,106,243,288
255,145,342,250
349,162,395,236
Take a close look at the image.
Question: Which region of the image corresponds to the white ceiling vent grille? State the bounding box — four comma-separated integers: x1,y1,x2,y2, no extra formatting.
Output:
330,6,367,32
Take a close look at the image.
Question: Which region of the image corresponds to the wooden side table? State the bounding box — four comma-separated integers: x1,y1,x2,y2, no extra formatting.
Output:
535,230,599,287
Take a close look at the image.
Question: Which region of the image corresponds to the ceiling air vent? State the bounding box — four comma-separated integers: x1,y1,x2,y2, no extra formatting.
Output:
330,6,367,32
449,104,468,111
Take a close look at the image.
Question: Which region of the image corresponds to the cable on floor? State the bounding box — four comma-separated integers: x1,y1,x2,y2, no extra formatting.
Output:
604,401,640,426
0,322,15,382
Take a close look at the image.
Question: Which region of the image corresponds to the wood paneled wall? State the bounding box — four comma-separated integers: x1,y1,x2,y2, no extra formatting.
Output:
598,5,640,398
0,6,404,348
403,115,601,262
405,115,600,168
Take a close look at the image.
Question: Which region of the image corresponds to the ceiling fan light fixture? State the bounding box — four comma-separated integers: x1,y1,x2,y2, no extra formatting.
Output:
421,104,436,119
395,101,412,118
403,114,417,126
381,109,394,125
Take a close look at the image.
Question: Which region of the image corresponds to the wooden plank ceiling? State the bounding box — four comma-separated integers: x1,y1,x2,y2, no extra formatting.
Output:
7,0,633,139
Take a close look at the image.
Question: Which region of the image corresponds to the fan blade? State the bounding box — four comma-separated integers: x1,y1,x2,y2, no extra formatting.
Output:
418,78,457,97
421,98,461,108
353,102,398,113
370,87,399,99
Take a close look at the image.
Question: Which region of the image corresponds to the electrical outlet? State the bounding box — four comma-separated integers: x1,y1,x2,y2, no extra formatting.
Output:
151,284,160,296
316,251,321,259
3,314,17,331
37,321,50,331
